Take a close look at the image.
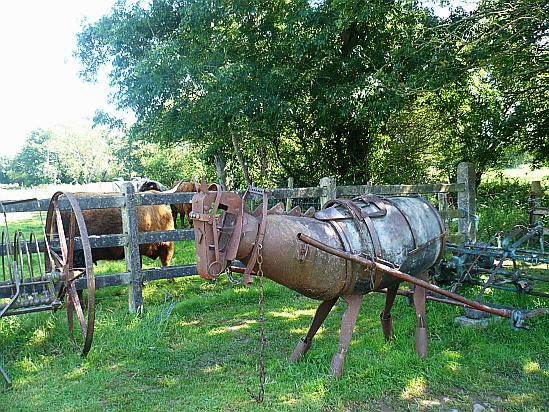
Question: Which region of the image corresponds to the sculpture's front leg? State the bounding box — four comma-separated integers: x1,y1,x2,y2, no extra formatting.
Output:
380,284,399,341
289,297,338,364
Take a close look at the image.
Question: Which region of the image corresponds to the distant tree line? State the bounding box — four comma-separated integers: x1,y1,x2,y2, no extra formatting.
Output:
0,120,208,188
3,0,547,189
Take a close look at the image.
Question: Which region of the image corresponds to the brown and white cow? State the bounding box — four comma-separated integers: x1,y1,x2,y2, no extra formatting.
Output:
136,179,196,229
167,180,196,229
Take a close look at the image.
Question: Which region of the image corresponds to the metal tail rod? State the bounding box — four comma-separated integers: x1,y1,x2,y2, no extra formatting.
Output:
296,233,549,329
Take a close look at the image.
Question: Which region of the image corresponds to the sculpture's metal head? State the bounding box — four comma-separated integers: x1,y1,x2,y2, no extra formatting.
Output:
189,179,244,280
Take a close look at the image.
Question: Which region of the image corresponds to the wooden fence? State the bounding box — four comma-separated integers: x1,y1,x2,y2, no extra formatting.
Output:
1,162,476,312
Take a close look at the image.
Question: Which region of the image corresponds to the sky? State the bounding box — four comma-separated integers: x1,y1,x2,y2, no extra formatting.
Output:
0,0,121,158
0,1,473,159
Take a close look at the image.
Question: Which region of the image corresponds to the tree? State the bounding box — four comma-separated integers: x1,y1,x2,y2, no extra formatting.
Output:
76,0,548,189
8,130,57,187
133,140,210,186
0,156,13,184
435,0,549,169
7,120,119,187
76,0,461,187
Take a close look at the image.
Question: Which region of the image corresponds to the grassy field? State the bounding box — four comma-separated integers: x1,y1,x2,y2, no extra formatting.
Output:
1,179,548,411
483,165,549,185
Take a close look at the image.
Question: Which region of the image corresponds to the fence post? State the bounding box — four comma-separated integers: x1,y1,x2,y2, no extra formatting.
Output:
457,162,476,243
320,177,337,207
286,177,294,212
121,182,143,313
529,181,543,226
437,192,450,234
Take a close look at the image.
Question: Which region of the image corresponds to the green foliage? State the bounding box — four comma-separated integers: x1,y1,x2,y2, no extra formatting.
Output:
6,120,119,187
59,0,549,189
444,0,549,168
1,264,548,410
7,129,56,187
108,135,213,185
476,178,532,241
4,0,547,192
75,0,485,188
132,141,211,187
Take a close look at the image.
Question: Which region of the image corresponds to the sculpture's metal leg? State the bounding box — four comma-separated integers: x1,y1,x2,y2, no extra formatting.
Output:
289,297,338,364
380,285,398,341
329,294,363,378
413,271,428,359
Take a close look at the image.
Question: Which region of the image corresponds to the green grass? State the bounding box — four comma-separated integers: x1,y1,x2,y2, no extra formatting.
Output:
1,182,548,411
484,165,549,185
2,276,548,411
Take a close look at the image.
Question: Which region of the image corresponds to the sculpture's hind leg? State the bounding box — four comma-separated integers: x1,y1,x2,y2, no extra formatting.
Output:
413,271,428,359
329,294,363,378
289,297,338,364
380,284,398,341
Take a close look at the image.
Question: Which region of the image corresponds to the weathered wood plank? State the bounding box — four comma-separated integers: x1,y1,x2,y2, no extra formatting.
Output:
336,183,464,197
0,181,464,213
439,209,466,219
73,265,198,290
135,192,194,206
533,207,549,216
0,228,194,258
266,187,325,199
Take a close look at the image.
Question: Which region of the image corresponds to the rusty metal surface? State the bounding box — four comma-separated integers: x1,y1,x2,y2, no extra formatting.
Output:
192,185,446,301
44,191,96,355
190,180,244,280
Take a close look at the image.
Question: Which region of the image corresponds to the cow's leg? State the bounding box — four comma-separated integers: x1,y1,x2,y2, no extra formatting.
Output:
413,271,428,359
380,284,399,341
330,294,363,378
289,297,338,364
183,204,193,228
171,207,179,229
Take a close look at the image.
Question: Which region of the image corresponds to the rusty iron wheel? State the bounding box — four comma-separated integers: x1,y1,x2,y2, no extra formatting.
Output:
44,191,96,356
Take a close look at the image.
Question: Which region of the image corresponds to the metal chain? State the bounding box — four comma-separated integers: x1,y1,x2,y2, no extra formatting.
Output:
247,243,265,403
226,265,244,285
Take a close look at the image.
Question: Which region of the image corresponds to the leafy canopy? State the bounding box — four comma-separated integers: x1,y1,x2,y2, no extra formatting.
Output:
74,0,549,188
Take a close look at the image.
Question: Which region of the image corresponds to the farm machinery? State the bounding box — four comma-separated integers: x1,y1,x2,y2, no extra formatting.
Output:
0,193,96,386
430,182,549,324
0,184,193,387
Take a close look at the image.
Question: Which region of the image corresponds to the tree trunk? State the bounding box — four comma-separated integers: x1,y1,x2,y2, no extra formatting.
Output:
231,133,251,186
213,153,228,190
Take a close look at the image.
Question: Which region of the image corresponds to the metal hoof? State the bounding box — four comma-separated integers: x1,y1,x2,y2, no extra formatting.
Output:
288,338,312,364
329,352,345,378
415,326,428,359
380,313,395,341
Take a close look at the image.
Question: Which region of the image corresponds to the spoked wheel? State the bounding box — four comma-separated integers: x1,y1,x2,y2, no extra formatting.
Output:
44,191,96,355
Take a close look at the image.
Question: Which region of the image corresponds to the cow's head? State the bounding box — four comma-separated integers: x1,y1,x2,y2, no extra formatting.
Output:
135,179,167,192
189,180,244,280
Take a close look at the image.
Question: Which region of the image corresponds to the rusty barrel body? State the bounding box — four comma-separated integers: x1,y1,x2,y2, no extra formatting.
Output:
237,195,445,300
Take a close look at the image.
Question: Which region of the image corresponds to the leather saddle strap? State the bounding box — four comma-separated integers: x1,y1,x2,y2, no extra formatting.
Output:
243,187,268,287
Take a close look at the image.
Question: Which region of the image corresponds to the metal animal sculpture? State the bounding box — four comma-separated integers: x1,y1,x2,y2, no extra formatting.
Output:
190,181,446,377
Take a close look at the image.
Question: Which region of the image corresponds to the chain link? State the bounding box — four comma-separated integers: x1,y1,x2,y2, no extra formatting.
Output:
248,243,265,403
226,265,244,285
